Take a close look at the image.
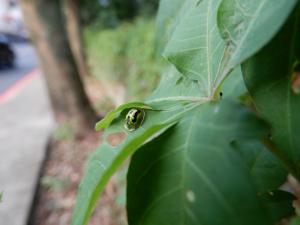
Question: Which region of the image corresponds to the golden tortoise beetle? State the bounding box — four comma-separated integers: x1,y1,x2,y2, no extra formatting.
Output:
124,108,145,131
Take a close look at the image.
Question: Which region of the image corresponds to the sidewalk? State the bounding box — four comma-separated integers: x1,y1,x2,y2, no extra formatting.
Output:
0,73,54,225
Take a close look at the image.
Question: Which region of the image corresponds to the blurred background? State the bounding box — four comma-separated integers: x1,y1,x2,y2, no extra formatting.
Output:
0,0,161,224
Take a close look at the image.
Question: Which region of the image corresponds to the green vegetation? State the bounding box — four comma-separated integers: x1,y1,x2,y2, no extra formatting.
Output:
73,0,300,225
85,18,163,100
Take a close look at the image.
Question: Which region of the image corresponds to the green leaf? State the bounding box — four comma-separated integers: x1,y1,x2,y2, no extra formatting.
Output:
217,0,297,70
242,6,300,178
0,192,3,203
72,99,201,225
95,102,152,131
163,0,229,99
127,101,292,225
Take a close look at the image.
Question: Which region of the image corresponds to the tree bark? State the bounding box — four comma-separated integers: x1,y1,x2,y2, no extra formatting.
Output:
63,0,89,78
20,0,97,132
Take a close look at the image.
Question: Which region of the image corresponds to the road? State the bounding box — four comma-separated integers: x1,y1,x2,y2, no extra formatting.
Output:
0,43,37,95
0,42,54,225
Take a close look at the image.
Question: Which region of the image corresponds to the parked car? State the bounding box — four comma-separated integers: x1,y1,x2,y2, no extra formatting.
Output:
0,34,15,68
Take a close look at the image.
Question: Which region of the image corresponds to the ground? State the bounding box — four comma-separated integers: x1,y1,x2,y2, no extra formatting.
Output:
29,131,127,225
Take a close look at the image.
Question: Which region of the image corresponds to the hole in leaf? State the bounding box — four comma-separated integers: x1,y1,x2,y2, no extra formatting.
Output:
106,132,127,147
186,190,196,203
292,72,300,94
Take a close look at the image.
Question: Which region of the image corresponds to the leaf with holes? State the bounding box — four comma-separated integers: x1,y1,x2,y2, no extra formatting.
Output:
127,101,293,225
163,0,230,99
217,0,297,70
242,5,300,178
72,55,248,225
72,87,203,225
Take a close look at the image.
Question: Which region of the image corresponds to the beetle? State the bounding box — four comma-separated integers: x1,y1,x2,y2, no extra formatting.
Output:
124,108,145,131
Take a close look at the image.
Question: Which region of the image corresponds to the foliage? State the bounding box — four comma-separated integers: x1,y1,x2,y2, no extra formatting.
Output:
85,17,163,100
80,0,159,27
73,0,300,225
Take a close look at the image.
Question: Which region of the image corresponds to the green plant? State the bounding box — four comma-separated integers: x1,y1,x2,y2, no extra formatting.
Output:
84,17,163,100
72,0,300,225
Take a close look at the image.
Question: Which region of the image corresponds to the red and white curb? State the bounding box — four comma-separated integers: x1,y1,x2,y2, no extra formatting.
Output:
0,68,39,105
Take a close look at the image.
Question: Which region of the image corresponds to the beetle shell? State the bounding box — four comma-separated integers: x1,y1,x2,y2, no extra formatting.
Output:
124,108,145,131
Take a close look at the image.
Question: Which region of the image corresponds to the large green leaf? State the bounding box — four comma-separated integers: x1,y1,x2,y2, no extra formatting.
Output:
217,0,297,70
242,6,300,178
71,101,199,225
127,101,293,225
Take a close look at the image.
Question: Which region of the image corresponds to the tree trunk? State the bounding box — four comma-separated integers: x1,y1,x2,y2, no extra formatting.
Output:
63,0,89,78
20,0,97,132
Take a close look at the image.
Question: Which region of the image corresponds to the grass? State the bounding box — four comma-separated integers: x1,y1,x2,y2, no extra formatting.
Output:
84,17,164,101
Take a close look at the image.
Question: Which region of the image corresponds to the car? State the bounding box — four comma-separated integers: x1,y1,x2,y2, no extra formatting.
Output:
0,34,15,68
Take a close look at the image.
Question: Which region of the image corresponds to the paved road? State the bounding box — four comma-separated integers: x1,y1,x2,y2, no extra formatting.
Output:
0,75,54,225
0,42,54,225
0,43,37,94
